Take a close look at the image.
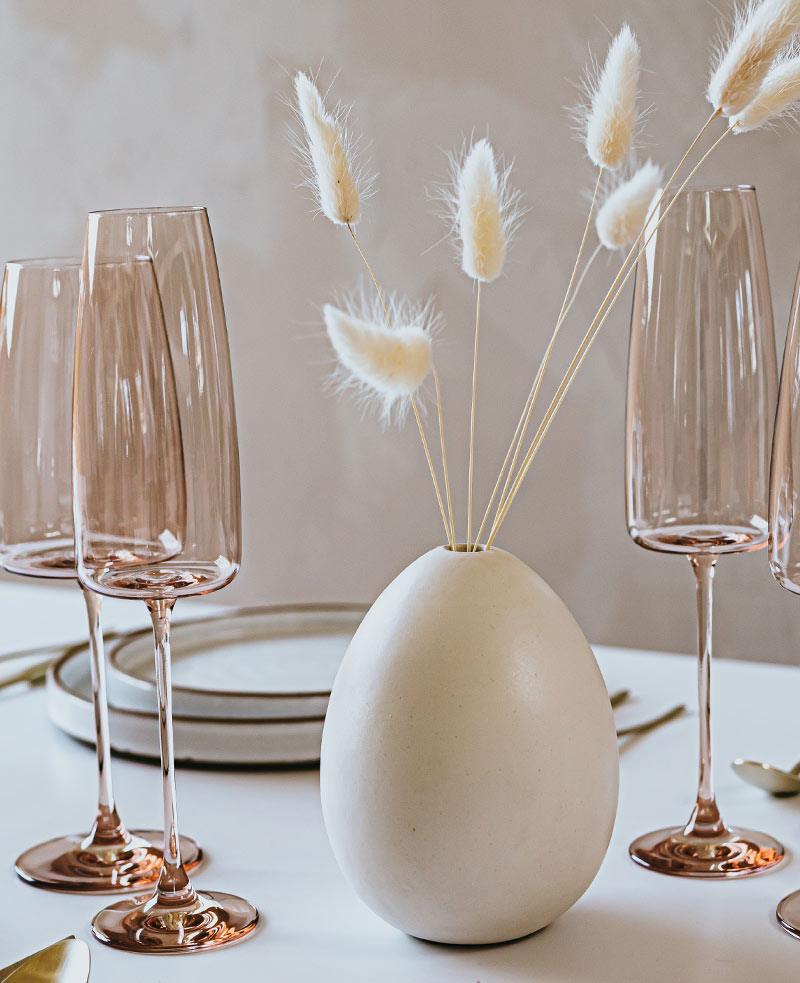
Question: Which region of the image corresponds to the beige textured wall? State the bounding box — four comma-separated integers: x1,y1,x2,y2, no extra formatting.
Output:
2,0,799,663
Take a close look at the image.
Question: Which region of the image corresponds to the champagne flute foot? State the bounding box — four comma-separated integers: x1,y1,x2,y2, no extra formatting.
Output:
91,889,259,953
14,830,202,894
629,825,784,877
776,890,800,939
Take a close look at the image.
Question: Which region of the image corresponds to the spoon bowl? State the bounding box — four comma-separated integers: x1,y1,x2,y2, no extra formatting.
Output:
731,758,800,797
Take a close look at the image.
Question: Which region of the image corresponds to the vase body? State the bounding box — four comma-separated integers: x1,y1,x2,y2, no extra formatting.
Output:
320,546,619,945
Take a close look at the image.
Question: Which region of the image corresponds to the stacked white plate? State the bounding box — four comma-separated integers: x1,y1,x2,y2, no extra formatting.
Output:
46,604,366,766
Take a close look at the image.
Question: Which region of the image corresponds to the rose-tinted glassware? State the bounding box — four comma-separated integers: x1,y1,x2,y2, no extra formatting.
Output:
0,257,200,892
768,261,800,931
625,186,783,877
73,209,257,952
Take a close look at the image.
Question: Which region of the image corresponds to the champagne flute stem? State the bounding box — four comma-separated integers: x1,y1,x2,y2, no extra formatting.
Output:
684,555,725,838
81,584,128,848
148,598,195,904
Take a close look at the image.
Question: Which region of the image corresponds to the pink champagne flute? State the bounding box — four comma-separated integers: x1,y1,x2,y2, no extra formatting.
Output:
73,210,258,952
0,257,200,892
625,187,782,877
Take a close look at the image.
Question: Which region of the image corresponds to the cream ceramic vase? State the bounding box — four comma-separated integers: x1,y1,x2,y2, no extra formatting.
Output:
320,545,619,945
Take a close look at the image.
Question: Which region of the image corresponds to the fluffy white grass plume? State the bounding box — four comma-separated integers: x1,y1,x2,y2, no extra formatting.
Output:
584,25,641,171
731,47,800,128
323,298,437,422
454,138,518,282
294,72,362,225
708,0,800,117
595,161,663,250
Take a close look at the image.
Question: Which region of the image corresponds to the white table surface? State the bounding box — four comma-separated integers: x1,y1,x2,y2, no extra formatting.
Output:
2,582,800,981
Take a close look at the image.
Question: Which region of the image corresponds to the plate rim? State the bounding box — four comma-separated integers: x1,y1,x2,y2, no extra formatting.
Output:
48,649,327,765
106,601,368,702
53,641,330,727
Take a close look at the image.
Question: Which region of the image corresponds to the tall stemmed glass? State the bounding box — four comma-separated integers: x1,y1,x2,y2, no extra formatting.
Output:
0,257,201,892
625,186,782,877
768,262,800,933
73,209,258,952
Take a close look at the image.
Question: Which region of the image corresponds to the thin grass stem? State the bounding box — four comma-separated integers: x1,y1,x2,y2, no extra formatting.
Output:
411,395,454,546
433,365,455,547
548,107,722,392
561,243,603,322
346,222,451,545
471,241,602,549
486,124,731,548
490,108,720,538
555,170,605,329
467,280,482,550
347,222,392,327
472,388,533,550
488,170,604,537
583,108,722,332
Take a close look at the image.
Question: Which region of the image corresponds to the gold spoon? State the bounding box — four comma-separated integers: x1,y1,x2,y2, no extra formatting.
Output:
731,758,800,797
0,938,90,983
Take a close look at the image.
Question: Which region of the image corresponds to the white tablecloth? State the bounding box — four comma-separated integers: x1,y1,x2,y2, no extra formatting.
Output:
1,582,800,981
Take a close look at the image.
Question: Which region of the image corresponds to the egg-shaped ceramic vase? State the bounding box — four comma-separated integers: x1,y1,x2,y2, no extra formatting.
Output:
320,545,619,944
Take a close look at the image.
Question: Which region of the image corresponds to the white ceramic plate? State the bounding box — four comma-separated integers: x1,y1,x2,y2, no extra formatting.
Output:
47,604,367,765
107,605,366,719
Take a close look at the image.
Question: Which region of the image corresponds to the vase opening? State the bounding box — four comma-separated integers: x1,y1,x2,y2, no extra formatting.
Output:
445,543,487,553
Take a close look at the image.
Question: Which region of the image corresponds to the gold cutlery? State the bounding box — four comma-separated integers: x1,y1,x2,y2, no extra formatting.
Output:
0,938,90,983
0,633,120,692
616,704,686,738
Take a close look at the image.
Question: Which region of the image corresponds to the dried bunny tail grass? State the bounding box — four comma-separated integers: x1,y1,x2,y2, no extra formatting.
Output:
708,0,800,117
430,139,523,277
458,139,504,281
583,24,641,170
323,294,440,424
292,71,373,225
595,160,663,249
731,45,800,129
435,138,523,283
